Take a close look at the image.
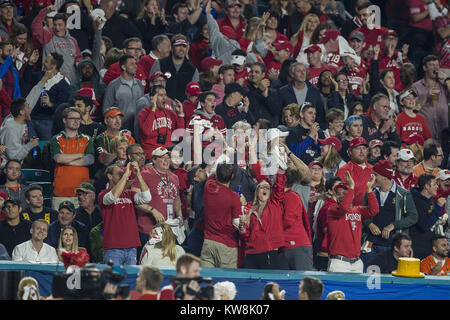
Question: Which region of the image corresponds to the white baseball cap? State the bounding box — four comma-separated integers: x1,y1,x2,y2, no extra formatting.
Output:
396,149,415,161
152,147,169,158
437,170,450,181
231,55,246,66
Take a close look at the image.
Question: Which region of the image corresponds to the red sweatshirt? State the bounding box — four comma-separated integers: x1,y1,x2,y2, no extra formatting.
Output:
336,161,373,206
316,196,335,253
327,188,379,259
240,163,286,255
138,106,185,159
396,111,432,142
281,189,312,250
307,65,337,87
203,175,241,248
102,61,148,90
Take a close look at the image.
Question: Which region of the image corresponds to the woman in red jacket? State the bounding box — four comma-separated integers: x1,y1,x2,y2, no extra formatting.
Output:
239,161,288,270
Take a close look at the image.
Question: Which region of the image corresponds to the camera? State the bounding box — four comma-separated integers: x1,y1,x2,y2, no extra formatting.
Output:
157,133,167,144
172,276,215,300
51,261,130,300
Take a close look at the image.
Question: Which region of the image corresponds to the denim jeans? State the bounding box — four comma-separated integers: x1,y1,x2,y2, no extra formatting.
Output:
103,248,137,266
31,119,53,141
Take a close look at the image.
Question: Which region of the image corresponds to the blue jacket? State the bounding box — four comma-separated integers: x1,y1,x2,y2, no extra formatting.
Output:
23,65,70,120
278,82,326,129
0,56,21,99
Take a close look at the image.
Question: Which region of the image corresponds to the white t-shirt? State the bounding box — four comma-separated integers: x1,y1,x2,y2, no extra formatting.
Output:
12,240,59,264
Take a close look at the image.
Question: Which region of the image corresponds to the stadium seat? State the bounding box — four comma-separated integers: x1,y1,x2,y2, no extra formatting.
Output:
21,169,51,183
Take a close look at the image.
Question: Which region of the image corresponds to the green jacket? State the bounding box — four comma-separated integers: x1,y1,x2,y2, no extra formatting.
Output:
363,184,419,239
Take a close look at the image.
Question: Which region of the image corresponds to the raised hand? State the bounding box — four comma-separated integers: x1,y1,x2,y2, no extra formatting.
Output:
345,171,355,189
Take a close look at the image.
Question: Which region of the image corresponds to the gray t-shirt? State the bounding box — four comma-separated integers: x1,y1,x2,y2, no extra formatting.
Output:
293,85,308,105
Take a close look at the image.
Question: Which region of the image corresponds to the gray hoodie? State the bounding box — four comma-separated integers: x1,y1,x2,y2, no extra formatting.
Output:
206,14,257,65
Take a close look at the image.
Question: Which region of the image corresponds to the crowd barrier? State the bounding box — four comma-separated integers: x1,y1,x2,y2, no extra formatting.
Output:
1,261,449,300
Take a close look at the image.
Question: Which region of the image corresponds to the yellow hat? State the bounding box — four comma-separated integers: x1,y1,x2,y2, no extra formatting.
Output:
392,258,425,278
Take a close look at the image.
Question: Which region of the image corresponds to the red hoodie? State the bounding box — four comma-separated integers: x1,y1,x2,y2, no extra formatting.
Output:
240,163,286,255
327,188,379,259
203,175,241,248
138,106,185,159
336,161,373,206
281,189,312,250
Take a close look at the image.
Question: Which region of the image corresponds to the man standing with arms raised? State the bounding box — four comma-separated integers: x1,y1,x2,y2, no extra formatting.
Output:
99,161,151,265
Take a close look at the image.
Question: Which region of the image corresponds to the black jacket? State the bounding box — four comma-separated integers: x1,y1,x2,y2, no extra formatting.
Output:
102,13,142,49
135,16,166,53
0,219,32,256
410,188,442,260
215,101,256,128
369,249,398,274
327,90,370,113
360,114,402,146
159,55,197,102
278,82,327,129
244,83,281,125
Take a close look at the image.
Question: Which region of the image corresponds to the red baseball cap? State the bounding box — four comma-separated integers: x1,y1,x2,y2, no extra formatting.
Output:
77,88,99,106
273,40,294,54
373,159,394,179
318,29,340,44
172,36,188,47
225,0,241,8
305,44,322,54
308,160,323,169
318,136,341,151
186,81,201,96
200,57,223,72
333,182,349,192
148,71,169,82
369,139,383,149
349,137,368,148
384,29,398,39
404,133,424,147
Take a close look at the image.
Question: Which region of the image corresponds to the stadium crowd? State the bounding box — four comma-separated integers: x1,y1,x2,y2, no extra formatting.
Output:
0,0,449,296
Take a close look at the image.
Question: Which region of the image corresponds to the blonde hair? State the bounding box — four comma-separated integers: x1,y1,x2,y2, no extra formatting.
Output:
17,277,41,300
156,222,178,264
283,103,300,121
291,14,319,46
326,290,346,300
57,226,79,253
316,145,342,171
137,0,161,20
244,17,262,43
110,135,129,154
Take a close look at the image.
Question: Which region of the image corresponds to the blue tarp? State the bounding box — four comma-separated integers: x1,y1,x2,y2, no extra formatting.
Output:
2,262,450,300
